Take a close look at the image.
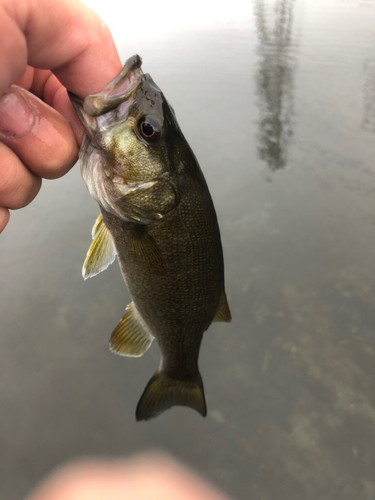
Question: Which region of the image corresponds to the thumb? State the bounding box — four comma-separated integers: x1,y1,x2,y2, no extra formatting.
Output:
0,85,78,180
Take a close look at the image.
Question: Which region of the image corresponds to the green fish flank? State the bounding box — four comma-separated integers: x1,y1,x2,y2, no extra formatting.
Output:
69,55,231,421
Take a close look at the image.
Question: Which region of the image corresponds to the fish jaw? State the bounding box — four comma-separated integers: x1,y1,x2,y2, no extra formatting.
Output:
84,55,143,117
67,56,143,145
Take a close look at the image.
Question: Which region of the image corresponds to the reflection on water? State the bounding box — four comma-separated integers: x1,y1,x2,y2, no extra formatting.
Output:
253,0,296,170
362,56,375,134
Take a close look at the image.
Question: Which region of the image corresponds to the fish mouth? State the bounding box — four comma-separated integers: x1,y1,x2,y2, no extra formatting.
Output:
81,55,143,117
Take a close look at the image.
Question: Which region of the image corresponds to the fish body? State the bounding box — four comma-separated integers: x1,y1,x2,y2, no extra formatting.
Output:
69,55,231,421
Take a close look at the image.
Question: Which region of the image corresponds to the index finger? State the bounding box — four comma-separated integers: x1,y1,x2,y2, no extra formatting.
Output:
0,0,122,98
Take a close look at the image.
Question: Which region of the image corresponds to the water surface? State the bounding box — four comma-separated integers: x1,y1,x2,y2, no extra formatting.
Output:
1,1,375,499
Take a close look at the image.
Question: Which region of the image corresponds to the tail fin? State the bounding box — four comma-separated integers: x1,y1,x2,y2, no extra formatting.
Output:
136,370,207,421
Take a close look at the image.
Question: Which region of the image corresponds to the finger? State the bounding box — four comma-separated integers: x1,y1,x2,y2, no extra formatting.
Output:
0,85,78,178
0,0,122,98
0,141,41,209
14,65,35,90
29,68,51,97
26,455,230,500
14,67,85,143
41,73,85,143
0,206,10,233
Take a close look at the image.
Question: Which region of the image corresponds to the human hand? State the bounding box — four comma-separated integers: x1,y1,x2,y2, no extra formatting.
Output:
0,0,122,233
25,454,230,500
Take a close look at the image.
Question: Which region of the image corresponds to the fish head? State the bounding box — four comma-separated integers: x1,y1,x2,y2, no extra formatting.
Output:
69,55,184,223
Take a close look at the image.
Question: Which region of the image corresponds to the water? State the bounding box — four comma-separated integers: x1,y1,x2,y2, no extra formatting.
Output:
1,1,375,498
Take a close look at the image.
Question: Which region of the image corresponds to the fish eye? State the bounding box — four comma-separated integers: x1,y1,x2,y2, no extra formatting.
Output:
141,122,155,137
138,117,161,142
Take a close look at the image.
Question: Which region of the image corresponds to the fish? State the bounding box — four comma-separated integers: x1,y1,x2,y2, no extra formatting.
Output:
68,55,231,421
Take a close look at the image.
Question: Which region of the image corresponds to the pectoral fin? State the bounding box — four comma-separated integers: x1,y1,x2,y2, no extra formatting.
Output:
127,225,165,274
110,302,153,357
82,214,117,279
213,290,232,322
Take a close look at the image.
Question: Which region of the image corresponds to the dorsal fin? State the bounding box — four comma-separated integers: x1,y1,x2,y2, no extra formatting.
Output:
110,302,154,357
82,214,117,280
213,290,232,322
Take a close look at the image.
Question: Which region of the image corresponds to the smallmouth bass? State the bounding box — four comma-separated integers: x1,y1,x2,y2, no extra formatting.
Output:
69,55,231,421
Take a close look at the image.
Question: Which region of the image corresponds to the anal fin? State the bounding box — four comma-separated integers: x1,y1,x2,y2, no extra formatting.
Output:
213,290,231,322
110,302,153,357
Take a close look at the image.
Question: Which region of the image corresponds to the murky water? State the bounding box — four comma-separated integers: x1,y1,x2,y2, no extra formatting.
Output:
1,1,375,499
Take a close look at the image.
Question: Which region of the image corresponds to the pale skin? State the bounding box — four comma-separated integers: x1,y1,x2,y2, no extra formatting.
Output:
0,1,227,498
26,454,229,500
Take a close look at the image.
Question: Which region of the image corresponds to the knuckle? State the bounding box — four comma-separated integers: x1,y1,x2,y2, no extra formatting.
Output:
0,150,41,209
41,139,78,179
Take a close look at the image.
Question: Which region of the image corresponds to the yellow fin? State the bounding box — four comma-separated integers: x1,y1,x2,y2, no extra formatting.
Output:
82,214,116,280
110,302,153,357
136,370,207,421
213,290,232,322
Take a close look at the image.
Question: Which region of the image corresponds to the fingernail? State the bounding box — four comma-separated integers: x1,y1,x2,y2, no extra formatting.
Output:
0,86,35,138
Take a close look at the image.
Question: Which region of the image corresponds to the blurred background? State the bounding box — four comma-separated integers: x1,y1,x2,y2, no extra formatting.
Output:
1,0,375,498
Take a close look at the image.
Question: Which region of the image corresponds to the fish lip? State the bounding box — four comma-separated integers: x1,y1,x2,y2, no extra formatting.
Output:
82,54,143,117
68,91,83,110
